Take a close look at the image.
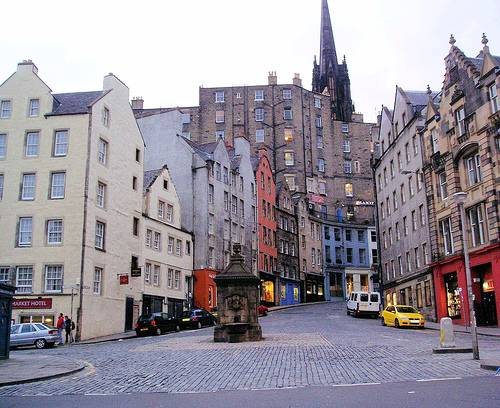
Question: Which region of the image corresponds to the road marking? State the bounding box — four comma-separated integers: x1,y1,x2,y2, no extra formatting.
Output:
408,391,416,394
85,393,108,396
332,382,381,387
416,377,462,382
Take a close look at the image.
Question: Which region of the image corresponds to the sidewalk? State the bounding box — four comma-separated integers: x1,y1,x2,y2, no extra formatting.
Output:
76,330,137,345
0,354,85,386
425,321,500,338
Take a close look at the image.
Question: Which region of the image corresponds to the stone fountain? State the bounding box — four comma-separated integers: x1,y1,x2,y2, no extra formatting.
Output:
213,243,262,343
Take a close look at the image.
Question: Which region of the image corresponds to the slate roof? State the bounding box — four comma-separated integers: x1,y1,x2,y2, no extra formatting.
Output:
251,156,260,172
230,155,241,170
183,138,218,161
48,91,105,116
133,107,178,119
403,90,439,114
143,168,163,192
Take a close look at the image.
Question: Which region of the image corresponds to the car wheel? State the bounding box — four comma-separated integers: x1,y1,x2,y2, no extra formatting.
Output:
346,309,350,316
380,317,385,326
394,319,400,328
35,339,47,349
175,325,181,332
196,321,202,329
155,327,162,336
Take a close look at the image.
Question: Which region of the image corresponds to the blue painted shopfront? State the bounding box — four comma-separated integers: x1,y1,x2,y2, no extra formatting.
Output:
279,279,301,305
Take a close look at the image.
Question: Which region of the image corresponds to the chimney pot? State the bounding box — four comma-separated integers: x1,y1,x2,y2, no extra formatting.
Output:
268,71,277,85
131,97,144,110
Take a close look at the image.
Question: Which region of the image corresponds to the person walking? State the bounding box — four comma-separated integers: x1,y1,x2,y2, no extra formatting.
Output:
56,313,64,345
64,315,74,344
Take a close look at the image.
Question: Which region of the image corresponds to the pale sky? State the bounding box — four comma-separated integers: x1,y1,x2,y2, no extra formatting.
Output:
2,0,499,123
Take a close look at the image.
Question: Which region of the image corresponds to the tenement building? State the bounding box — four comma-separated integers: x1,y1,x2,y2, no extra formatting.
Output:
134,108,257,312
276,181,300,305
0,61,145,340
142,166,194,317
252,148,278,306
181,0,376,226
374,87,436,320
421,35,500,327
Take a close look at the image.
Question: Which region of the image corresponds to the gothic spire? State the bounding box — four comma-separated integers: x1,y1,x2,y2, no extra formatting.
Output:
319,0,338,80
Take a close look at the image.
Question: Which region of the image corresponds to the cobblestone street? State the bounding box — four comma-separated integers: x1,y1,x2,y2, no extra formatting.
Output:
1,302,499,396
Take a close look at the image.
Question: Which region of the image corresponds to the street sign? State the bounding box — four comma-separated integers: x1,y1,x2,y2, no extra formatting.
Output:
119,275,129,285
131,268,141,277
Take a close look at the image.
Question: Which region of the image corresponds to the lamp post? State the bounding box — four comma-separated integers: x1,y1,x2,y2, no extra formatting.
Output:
452,191,479,360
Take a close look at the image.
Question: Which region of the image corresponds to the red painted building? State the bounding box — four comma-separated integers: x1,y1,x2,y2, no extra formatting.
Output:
432,244,500,328
193,269,217,312
252,148,278,306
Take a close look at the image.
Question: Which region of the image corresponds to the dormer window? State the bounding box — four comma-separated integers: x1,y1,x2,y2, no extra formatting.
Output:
455,107,465,136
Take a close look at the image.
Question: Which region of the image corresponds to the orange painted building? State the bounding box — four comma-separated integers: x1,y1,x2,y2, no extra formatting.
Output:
193,269,218,312
253,148,278,306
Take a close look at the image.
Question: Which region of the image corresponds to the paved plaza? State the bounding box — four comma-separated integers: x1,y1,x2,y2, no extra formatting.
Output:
1,302,499,397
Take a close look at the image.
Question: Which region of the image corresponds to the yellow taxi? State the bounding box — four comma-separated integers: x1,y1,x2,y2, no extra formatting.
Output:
380,305,425,328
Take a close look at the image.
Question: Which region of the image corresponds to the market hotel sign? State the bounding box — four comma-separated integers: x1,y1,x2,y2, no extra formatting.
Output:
12,298,53,309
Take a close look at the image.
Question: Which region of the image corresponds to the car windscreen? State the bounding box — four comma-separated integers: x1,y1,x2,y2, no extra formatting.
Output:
138,314,153,321
359,294,369,302
396,306,417,313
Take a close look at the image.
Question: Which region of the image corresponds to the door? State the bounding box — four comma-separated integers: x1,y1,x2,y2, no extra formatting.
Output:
17,324,37,345
482,292,498,326
124,297,134,331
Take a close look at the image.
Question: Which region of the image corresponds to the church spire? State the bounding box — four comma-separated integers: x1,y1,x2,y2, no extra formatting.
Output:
312,0,353,122
319,0,338,80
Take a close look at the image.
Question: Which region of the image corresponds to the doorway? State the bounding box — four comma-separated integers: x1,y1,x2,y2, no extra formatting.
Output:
124,297,134,331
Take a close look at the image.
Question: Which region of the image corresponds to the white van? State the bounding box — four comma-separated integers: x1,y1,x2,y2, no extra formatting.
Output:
346,291,381,318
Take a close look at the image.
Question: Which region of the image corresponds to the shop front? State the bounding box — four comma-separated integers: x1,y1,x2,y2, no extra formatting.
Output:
142,294,164,315
345,268,372,297
279,278,301,305
433,244,500,328
167,297,184,318
193,269,218,312
11,297,57,326
260,272,277,306
326,269,344,299
305,273,325,303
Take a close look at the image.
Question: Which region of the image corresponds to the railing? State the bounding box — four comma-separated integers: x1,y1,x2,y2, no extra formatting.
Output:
308,209,375,226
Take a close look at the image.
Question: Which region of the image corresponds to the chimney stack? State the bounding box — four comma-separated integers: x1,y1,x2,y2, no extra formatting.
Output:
268,71,277,85
17,59,38,74
293,73,302,87
131,97,144,110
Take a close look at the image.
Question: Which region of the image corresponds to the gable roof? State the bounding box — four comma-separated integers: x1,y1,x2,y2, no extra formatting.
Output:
133,107,179,119
143,168,164,193
48,91,106,116
182,138,219,161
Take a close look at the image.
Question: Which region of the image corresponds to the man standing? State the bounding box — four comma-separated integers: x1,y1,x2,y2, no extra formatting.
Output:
56,313,64,345
64,315,73,344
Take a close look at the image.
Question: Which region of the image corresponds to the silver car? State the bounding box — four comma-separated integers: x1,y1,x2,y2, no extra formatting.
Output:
10,323,60,349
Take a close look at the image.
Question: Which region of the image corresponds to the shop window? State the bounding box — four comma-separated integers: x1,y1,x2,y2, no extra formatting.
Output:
424,281,432,307
261,280,274,303
416,284,423,308
444,272,461,319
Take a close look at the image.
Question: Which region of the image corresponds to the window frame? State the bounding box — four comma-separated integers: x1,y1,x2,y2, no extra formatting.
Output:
49,172,66,199
47,219,63,245
44,265,63,293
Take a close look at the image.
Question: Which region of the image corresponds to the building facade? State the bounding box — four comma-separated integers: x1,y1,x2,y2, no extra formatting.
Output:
253,148,278,306
0,61,144,340
374,87,436,320
276,181,300,305
141,166,193,317
421,35,500,327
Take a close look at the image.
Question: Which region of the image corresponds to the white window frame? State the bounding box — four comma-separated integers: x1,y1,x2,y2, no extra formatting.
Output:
18,217,33,246
145,263,151,284
215,110,225,123
466,153,482,186
166,204,173,223
255,108,264,122
95,221,105,250
47,219,63,245
97,182,106,208
345,183,353,197
215,91,225,103
25,132,39,157
50,172,66,199
284,151,295,166
53,130,68,156
21,173,36,200
430,128,439,154
103,107,110,127
254,90,264,101
282,89,292,100
489,83,499,113
256,129,265,143
158,200,165,219
0,133,6,158
343,161,352,174
440,217,454,255
153,231,161,250
0,100,12,118
145,229,152,247
343,139,350,153
174,270,180,289
44,265,63,293
314,96,321,108
93,267,102,295
468,204,485,247
439,172,448,199
318,158,325,172
283,108,293,120
0,174,3,200
16,266,33,293
98,138,108,164
455,107,465,136
341,123,349,133
29,99,40,117
153,265,160,286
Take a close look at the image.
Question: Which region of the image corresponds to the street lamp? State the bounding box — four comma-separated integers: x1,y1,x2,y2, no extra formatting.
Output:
452,191,479,360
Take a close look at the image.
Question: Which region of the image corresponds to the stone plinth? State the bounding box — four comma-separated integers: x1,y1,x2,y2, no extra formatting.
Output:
214,244,262,343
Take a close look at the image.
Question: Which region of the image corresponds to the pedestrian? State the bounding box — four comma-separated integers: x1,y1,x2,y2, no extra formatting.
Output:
56,313,64,345
64,315,74,344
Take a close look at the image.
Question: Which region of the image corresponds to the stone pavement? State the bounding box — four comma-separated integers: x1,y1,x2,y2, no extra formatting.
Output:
0,354,85,386
1,302,499,396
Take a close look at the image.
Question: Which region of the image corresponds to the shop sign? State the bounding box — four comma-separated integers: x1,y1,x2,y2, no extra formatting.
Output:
355,200,375,206
131,268,141,278
119,275,129,285
12,298,52,309
308,194,325,204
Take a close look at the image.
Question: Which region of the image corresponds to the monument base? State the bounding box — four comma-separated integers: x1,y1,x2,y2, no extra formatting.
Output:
214,323,262,343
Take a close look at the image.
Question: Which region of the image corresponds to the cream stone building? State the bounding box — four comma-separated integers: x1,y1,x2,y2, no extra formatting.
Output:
141,166,193,317
0,61,145,340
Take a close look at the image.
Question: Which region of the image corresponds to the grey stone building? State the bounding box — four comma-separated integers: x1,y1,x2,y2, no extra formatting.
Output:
135,108,256,309
373,87,436,320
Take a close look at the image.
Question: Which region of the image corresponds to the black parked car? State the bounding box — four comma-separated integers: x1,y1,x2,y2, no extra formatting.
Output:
180,309,216,329
135,312,181,336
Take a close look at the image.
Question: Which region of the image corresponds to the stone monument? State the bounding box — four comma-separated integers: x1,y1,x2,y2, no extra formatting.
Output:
214,243,262,343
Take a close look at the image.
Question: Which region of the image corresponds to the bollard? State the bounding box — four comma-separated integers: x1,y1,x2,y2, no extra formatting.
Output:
439,317,456,348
